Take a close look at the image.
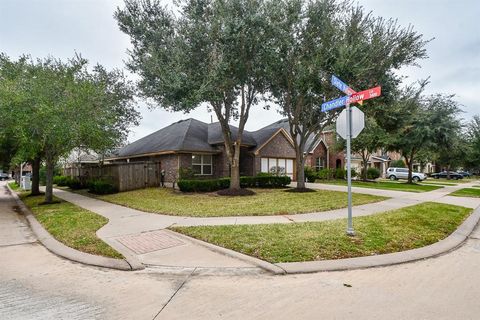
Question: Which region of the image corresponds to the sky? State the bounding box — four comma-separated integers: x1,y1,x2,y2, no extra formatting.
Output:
1,0,478,142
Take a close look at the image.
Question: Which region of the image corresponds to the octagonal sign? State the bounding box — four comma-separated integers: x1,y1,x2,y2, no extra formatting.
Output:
336,106,365,139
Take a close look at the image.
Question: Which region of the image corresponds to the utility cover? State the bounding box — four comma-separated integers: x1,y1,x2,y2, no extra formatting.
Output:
336,107,365,139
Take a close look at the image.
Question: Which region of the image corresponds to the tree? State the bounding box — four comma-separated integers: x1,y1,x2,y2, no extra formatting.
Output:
264,0,429,189
385,86,462,183
337,117,386,181
0,54,139,203
464,115,480,173
116,0,270,193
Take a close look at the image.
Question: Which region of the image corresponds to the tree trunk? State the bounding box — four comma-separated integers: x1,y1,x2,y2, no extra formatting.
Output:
30,156,41,196
295,152,306,189
229,144,241,190
44,157,54,203
406,157,414,184
446,164,451,180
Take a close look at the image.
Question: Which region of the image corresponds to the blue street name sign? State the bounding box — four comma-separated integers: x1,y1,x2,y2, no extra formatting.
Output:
321,95,348,112
331,75,350,94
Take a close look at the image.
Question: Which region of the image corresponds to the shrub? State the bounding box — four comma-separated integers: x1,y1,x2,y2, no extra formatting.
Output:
317,168,335,180
350,168,358,178
390,160,406,168
335,168,345,180
304,166,317,183
178,167,194,180
367,167,381,180
88,179,118,195
178,175,291,193
53,175,70,186
66,177,87,190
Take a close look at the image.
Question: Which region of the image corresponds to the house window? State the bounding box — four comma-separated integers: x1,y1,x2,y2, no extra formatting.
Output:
315,157,325,171
192,154,212,175
260,157,294,179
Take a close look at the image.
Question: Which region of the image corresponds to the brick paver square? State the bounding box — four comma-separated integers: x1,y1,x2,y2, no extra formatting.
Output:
116,230,185,255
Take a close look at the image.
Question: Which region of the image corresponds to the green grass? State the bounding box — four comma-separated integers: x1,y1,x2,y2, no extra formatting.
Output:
449,188,480,198
316,180,442,193
8,182,20,191
80,188,388,217
419,180,458,186
172,202,471,263
20,193,122,258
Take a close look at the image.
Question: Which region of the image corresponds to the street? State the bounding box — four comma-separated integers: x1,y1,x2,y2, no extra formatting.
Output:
1,183,480,319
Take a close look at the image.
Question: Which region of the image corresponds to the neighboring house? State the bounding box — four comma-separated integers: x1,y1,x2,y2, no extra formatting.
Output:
62,149,102,177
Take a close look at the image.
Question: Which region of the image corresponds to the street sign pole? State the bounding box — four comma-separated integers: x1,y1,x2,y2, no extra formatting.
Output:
346,104,354,236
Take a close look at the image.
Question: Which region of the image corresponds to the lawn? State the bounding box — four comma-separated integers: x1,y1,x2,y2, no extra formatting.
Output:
20,193,122,258
449,188,480,198
172,202,471,263
315,180,442,192
84,188,388,217
8,181,20,191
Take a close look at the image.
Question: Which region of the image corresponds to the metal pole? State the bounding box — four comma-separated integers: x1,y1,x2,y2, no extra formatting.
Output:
346,104,355,236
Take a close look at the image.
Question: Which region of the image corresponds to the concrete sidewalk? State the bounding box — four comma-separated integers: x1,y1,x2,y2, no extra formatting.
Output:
47,181,480,272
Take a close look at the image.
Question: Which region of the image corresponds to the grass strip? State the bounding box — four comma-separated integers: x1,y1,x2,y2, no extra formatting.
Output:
20,193,122,258
172,202,471,263
316,180,442,192
449,188,480,198
77,188,387,217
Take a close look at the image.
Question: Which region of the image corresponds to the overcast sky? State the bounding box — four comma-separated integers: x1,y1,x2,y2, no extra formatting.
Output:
1,0,478,142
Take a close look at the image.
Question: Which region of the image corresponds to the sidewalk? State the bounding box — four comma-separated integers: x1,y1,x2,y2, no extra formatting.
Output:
47,180,480,272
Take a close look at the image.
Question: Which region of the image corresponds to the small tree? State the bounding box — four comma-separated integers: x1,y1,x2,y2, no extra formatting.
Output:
116,0,270,193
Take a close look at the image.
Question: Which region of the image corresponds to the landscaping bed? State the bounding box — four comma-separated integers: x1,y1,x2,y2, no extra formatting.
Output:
19,193,122,258
449,188,480,198
171,202,471,263
79,187,388,217
316,180,443,192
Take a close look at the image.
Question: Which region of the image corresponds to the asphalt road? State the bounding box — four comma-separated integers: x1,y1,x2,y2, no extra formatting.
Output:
2,183,480,320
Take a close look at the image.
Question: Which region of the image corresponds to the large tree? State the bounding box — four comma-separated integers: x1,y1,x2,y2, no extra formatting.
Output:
264,0,429,189
464,115,480,173
0,54,139,203
116,0,270,193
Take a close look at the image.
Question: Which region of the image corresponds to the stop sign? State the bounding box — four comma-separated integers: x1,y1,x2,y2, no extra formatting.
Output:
336,106,365,139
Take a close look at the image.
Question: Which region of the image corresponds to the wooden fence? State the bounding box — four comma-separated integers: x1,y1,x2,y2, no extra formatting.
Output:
63,162,161,192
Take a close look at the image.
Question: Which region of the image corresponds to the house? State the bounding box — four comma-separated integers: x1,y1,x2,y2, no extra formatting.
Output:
107,119,298,182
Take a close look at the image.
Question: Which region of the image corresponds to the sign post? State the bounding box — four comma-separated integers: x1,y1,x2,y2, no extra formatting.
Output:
321,76,381,236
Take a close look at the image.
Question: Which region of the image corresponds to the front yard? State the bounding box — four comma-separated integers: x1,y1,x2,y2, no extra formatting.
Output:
172,202,471,263
315,180,443,193
19,193,122,258
80,188,388,217
450,188,480,198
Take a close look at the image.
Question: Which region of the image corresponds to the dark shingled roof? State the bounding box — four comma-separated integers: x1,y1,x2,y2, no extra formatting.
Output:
207,122,257,146
115,119,217,158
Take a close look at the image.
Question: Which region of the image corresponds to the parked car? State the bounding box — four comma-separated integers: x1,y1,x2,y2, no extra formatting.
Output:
430,171,464,180
386,167,427,182
457,171,471,177
0,173,9,181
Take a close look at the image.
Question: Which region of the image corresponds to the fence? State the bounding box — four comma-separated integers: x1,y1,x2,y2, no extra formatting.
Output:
63,162,161,192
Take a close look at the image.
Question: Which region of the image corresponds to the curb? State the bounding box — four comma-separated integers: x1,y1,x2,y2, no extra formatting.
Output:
6,184,143,271
163,229,286,275
275,205,480,274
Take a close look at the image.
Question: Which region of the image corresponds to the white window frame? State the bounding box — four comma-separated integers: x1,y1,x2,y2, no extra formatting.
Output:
192,154,213,175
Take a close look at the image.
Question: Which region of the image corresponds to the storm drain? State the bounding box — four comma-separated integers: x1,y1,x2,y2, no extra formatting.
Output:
116,230,185,255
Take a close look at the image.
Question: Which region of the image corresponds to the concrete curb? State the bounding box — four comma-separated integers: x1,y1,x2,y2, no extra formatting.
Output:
6,184,142,271
163,229,286,275
275,205,480,274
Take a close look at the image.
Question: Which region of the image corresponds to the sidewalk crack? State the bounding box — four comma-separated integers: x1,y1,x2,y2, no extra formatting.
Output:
152,267,197,319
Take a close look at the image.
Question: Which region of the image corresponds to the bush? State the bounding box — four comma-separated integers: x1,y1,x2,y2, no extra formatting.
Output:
317,168,335,180
53,175,70,186
178,167,194,180
304,166,317,183
335,168,345,180
178,174,292,193
366,167,381,180
88,179,118,195
350,168,358,178
66,177,87,190
390,160,406,168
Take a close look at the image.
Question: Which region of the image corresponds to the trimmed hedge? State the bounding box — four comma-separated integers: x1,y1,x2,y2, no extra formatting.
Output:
88,179,118,195
178,175,292,193
366,167,381,180
53,175,70,186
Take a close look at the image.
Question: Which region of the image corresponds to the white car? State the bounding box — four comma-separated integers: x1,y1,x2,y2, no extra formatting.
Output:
386,167,426,182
